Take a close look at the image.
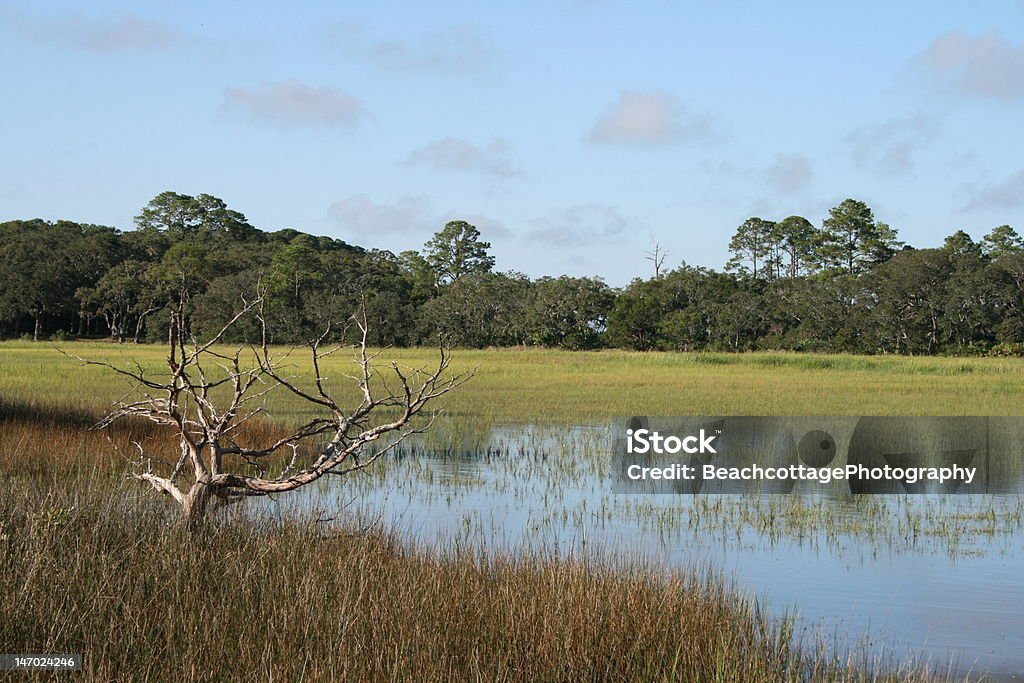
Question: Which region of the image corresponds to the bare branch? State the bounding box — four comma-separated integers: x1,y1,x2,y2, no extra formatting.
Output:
86,291,473,526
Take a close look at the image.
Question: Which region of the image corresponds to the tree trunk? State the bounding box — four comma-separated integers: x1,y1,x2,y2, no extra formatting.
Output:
133,318,143,344
182,483,213,529
33,314,41,342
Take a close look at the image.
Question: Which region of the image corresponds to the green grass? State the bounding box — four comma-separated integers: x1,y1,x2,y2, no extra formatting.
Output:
2,342,1023,423
0,342,1009,680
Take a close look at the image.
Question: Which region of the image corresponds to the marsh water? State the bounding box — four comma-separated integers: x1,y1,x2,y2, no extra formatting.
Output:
260,421,1024,678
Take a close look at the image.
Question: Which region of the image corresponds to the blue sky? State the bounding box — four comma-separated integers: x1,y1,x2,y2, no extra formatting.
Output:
2,1,1022,284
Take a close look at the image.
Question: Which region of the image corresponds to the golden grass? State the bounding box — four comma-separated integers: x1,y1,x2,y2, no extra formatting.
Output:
0,344,992,680
0,473,939,682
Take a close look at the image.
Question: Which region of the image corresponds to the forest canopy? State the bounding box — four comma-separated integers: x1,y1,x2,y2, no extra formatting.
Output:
2,191,1023,356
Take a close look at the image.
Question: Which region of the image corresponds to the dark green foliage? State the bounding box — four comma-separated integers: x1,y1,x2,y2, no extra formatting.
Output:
0,220,123,340
818,199,902,276
981,225,1024,259
776,215,819,278
529,276,613,350
423,220,495,286
418,272,533,348
726,217,777,280
1,192,1022,354
134,191,256,240
861,249,953,354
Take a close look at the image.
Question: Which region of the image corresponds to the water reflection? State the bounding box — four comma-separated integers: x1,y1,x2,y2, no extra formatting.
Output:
253,421,1024,677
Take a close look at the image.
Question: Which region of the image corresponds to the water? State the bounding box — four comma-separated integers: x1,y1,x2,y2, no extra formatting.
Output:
255,422,1024,678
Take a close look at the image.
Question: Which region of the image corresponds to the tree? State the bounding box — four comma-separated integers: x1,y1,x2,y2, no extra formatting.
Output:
423,221,495,286
726,217,776,280
77,260,151,342
990,252,1024,342
146,241,219,310
134,192,205,235
942,255,996,351
71,291,472,527
644,239,669,278
982,225,1024,259
942,230,983,260
264,241,327,337
135,191,255,239
714,289,767,351
764,276,860,351
0,220,122,340
530,276,613,349
342,249,420,347
194,193,258,240
775,215,818,278
418,272,532,347
818,199,902,276
397,249,437,304
655,267,737,351
863,249,953,353
606,278,671,351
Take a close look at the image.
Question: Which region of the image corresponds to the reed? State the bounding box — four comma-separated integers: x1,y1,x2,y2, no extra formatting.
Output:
0,473,946,682
0,345,993,680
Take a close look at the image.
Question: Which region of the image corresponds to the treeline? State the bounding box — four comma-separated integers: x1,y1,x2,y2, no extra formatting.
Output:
1,192,1023,355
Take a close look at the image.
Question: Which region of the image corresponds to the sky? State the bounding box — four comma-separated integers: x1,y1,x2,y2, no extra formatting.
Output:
1,1,1023,285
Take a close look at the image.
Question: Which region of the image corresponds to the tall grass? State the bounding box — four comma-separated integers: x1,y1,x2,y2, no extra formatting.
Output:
0,382,949,681
0,346,991,680
0,472,943,682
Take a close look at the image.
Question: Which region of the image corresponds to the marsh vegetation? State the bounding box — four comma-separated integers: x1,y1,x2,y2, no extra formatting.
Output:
2,345,1023,679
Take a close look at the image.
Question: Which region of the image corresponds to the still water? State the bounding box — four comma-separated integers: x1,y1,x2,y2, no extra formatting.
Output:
260,422,1024,678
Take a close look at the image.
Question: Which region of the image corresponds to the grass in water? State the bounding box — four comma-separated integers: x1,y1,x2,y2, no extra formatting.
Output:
0,473,944,682
0,345,1004,680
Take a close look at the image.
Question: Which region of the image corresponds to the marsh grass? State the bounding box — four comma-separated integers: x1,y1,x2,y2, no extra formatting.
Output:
3,342,1024,423
0,471,949,682
0,396,311,485
0,345,1007,680
613,495,1024,558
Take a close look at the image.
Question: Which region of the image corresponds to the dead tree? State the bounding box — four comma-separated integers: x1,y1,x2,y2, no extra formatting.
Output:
644,238,669,278
72,293,472,526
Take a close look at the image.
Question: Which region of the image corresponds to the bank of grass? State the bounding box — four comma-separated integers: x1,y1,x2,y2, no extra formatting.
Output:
0,474,940,682
0,344,1005,680
2,342,1023,423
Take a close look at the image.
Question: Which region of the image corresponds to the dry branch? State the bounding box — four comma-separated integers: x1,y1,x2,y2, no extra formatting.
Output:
75,291,472,526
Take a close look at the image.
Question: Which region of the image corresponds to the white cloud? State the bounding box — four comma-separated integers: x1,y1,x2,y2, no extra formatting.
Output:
763,154,812,194
917,31,1024,100
962,168,1024,211
527,204,629,246
223,81,365,128
406,138,523,180
588,91,715,146
328,195,510,241
0,5,190,52
846,115,937,173
328,23,497,76
327,194,432,236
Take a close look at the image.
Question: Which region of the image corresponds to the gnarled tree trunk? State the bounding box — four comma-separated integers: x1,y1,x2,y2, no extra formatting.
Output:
70,291,471,527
